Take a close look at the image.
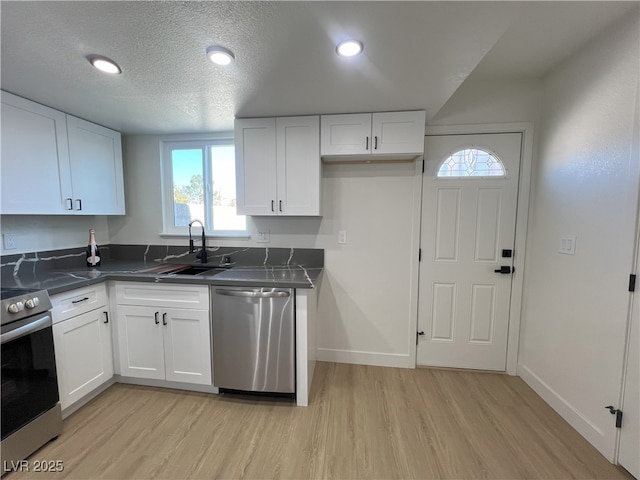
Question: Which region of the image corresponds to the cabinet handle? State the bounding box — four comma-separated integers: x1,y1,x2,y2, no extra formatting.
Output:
72,297,89,304
154,311,159,325
365,136,369,151
103,311,109,324
162,312,167,326
374,136,378,150
279,200,283,212
75,199,82,211
65,198,73,210
271,200,275,212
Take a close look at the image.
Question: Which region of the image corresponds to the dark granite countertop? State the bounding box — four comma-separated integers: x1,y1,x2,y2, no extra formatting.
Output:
1,246,323,296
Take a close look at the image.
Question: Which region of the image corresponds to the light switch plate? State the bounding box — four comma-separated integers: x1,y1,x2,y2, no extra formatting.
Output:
256,230,270,243
338,230,347,244
559,235,576,255
3,233,17,250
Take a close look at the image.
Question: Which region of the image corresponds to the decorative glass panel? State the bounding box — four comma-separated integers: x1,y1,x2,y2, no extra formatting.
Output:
437,149,506,178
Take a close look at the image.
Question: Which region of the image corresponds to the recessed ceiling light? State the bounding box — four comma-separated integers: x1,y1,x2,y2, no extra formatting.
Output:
336,39,363,58
206,45,235,66
88,55,122,74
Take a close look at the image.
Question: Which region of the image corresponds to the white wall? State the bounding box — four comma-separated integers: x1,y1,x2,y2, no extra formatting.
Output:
0,215,109,255
430,76,542,126
316,162,421,367
518,13,640,461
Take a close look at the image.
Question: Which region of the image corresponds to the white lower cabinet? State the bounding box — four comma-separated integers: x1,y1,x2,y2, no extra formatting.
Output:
51,285,113,410
115,283,211,386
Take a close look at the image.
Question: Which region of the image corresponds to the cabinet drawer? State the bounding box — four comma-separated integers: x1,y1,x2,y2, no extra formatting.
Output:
115,282,209,309
51,283,108,324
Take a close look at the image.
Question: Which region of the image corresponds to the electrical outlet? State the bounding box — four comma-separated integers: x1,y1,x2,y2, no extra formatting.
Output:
3,233,17,250
256,230,270,243
338,230,347,244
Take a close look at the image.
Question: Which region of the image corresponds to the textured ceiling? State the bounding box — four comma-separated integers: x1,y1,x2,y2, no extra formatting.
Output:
1,1,636,135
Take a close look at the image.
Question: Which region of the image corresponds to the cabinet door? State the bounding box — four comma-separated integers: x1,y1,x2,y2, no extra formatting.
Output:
235,118,277,215
67,115,125,215
53,308,113,410
116,305,165,380
163,308,211,385
1,91,72,214
320,113,371,156
276,116,321,216
371,111,426,155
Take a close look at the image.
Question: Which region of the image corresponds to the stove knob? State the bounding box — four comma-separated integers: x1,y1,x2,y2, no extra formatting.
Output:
25,297,40,309
7,301,25,314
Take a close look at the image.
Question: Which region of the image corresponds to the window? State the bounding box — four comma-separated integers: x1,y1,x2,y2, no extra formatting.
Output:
437,148,506,178
161,139,246,235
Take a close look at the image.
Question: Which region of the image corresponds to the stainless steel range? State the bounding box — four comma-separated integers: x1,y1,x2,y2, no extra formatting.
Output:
1,288,62,472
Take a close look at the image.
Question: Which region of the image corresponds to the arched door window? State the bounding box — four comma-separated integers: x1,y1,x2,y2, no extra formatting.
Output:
437,148,506,178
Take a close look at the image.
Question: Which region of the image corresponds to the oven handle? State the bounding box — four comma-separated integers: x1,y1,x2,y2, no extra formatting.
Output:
1,315,52,344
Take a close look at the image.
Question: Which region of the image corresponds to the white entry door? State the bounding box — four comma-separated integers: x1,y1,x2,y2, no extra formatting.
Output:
417,133,522,371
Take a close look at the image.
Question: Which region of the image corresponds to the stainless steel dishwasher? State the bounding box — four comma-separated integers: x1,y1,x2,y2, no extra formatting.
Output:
212,287,295,393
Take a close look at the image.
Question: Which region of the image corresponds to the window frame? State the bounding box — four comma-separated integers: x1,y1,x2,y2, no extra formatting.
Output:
160,138,248,237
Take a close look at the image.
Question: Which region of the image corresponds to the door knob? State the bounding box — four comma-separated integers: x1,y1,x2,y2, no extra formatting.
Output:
494,266,514,274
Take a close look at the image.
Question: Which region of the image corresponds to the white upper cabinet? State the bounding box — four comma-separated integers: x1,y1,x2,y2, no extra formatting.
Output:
276,116,321,216
235,116,321,216
67,115,125,215
321,111,426,158
1,91,72,214
235,118,278,216
320,113,372,156
0,91,125,215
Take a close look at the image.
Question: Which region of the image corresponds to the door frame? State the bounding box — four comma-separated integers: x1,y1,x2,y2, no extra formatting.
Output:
411,123,534,375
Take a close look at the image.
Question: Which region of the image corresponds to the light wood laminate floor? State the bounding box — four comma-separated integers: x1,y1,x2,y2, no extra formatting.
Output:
7,362,633,479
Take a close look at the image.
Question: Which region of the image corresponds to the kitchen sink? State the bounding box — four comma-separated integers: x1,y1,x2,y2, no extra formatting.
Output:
171,266,230,276
136,263,231,276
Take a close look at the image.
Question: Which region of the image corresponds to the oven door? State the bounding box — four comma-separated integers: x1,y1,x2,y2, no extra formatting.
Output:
1,313,59,439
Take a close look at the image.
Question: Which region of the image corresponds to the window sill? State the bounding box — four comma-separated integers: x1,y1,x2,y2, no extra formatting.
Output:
159,232,251,240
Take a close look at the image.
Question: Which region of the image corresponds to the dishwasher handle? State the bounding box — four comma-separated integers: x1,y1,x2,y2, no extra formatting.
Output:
215,289,290,298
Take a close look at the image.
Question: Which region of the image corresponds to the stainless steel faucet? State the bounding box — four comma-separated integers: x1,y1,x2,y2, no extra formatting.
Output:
188,219,207,263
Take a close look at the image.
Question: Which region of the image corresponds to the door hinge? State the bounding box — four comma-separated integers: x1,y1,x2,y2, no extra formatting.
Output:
629,274,636,292
416,331,425,344
419,248,422,262
422,158,425,173
605,405,623,428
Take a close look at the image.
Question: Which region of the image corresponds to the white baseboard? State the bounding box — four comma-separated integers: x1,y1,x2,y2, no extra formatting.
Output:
317,348,413,368
517,364,613,461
